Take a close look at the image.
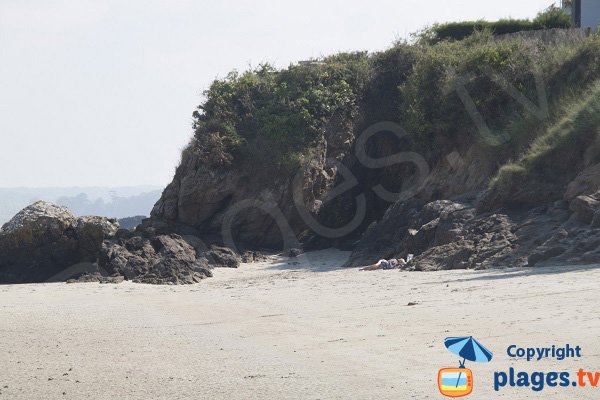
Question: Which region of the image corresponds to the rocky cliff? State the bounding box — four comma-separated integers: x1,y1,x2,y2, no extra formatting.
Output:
3,31,600,285
148,31,600,270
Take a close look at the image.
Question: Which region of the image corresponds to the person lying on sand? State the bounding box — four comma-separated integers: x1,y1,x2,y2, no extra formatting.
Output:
360,258,406,271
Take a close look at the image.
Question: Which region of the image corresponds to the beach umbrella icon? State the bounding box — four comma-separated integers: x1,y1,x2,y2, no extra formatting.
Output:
444,336,493,390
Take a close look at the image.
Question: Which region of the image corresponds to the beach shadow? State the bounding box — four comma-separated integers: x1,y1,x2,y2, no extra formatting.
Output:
431,263,600,284
265,250,353,272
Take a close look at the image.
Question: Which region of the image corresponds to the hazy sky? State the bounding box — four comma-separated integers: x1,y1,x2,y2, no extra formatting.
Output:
0,0,553,187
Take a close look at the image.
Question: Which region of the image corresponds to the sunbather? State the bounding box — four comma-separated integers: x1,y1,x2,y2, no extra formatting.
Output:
360,257,406,271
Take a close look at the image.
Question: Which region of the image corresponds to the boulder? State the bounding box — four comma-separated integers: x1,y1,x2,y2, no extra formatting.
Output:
241,250,268,263
569,193,600,224
565,163,600,201
287,248,303,258
344,200,469,267
100,233,213,285
204,245,242,268
0,201,118,283
408,212,517,271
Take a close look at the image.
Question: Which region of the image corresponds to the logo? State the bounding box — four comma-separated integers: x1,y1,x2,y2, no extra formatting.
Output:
438,336,493,398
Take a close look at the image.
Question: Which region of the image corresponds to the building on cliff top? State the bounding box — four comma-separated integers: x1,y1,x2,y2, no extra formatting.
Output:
569,0,600,30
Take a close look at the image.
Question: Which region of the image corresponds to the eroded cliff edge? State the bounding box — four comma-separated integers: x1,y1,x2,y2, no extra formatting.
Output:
148,31,600,270
3,30,600,285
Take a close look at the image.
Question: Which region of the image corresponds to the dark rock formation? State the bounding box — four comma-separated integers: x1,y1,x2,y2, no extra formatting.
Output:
345,191,600,270
241,250,268,263
287,248,303,258
204,245,242,268
150,117,356,250
0,201,243,285
0,201,118,283
569,193,600,224
99,231,213,284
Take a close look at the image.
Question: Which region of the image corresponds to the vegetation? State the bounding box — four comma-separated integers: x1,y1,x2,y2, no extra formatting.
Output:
421,6,571,43
491,81,600,194
189,53,370,171
186,11,600,193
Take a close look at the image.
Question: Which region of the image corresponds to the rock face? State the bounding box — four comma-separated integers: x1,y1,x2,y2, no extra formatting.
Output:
150,118,357,250
345,192,600,270
151,125,600,272
144,36,600,273
0,201,119,283
99,231,213,285
0,201,244,285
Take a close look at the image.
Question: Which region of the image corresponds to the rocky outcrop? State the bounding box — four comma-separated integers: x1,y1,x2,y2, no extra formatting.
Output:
344,190,600,271
99,230,213,285
142,33,600,274
98,232,246,284
0,201,119,283
0,201,243,285
569,193,600,224
564,163,600,201
150,116,358,250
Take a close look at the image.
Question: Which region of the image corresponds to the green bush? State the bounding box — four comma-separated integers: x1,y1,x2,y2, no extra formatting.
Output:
425,6,571,43
191,53,370,171
489,80,600,194
186,20,597,182
523,82,600,175
428,19,533,43
533,5,572,29
400,32,582,146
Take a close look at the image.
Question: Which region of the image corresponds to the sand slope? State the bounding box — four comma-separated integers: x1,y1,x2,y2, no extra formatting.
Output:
0,250,598,399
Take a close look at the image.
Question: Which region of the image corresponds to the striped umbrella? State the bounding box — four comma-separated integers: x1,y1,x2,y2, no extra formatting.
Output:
444,336,493,388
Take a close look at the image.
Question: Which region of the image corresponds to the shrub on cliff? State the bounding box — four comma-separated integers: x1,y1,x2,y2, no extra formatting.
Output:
423,6,571,43
400,31,584,148
182,27,599,195
491,81,600,199
189,53,370,171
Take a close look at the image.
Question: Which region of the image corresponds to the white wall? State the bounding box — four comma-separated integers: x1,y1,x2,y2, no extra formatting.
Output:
582,0,600,29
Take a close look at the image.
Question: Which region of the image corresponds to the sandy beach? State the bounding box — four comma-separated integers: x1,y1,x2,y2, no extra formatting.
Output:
1,249,599,399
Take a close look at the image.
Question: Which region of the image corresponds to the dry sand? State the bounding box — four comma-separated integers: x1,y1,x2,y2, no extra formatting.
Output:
0,249,599,399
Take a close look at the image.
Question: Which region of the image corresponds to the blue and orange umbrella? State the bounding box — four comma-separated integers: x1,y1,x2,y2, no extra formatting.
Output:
444,336,493,388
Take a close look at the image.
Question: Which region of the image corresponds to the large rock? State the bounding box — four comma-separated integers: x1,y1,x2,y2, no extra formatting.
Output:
100,231,213,285
0,201,119,283
565,163,600,201
0,202,231,285
150,125,353,250
98,227,244,284
569,193,600,224
204,245,242,268
344,200,471,267
406,212,518,271
344,195,591,271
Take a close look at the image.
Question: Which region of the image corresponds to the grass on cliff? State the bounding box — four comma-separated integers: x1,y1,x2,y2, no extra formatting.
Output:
188,53,371,172
399,29,594,150
420,5,571,43
491,80,600,195
185,28,600,179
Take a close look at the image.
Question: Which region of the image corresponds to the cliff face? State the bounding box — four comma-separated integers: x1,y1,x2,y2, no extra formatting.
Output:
150,31,600,269
4,33,598,285
151,116,355,249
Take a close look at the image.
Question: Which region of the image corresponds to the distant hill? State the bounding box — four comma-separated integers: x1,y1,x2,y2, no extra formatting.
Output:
0,186,162,224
